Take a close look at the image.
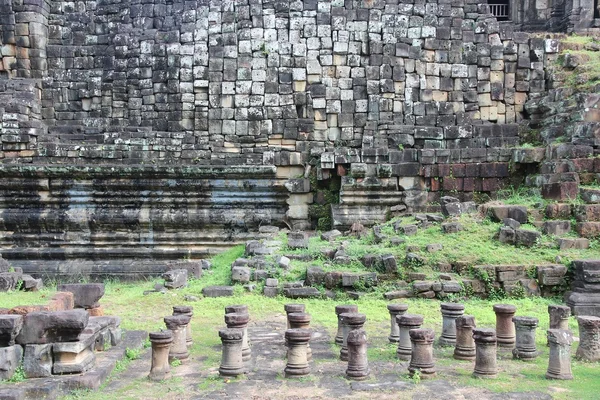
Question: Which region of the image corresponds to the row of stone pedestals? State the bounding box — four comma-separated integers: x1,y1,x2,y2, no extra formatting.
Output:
0,284,122,381
148,305,194,381
385,302,595,380
148,301,600,382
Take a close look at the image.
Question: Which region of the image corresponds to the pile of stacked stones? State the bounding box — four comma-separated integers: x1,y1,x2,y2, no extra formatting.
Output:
199,302,593,381
0,284,121,380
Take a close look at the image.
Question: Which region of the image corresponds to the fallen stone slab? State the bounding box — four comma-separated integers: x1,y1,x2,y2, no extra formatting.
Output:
16,309,89,344
231,266,251,283
202,286,234,298
383,290,413,300
56,284,105,309
515,229,541,247
321,229,342,242
441,222,463,233
282,287,321,299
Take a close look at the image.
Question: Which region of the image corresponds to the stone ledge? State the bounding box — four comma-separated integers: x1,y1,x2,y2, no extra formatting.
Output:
0,165,278,179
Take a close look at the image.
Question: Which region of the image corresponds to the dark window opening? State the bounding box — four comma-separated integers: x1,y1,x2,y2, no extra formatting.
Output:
595,0,599,19
489,0,511,21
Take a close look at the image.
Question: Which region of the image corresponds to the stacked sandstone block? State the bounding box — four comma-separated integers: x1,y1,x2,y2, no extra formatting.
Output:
0,284,121,380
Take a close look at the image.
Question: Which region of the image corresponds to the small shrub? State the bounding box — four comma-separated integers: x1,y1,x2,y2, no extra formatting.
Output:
125,347,141,361
6,365,25,383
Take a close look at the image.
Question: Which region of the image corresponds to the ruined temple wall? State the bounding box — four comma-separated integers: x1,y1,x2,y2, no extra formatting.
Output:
0,0,556,168
0,0,570,274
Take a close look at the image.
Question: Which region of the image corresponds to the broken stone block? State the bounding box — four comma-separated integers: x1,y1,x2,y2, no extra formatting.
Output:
56,283,106,308
231,266,251,283
21,275,43,292
202,286,234,298
546,203,572,219
263,287,279,297
0,315,23,346
488,205,528,224
0,345,23,380
278,256,291,269
23,344,53,378
537,265,567,286
426,244,443,252
383,290,413,300
163,269,188,289
503,218,521,229
382,255,398,274
16,310,89,345
52,334,96,374
47,292,75,311
288,231,309,249
321,230,342,242
372,225,387,243
405,253,425,267
396,224,418,236
581,187,600,204
441,223,463,233
543,221,571,236
442,281,463,293
0,272,21,292
498,226,516,244
515,229,541,247
245,240,272,256
167,261,203,279
0,255,10,273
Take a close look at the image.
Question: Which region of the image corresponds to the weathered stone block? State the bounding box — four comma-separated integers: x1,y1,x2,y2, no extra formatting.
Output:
543,221,571,236
0,315,23,347
162,270,188,289
288,231,309,249
202,286,234,298
576,222,600,238
23,344,53,378
16,310,89,345
231,266,251,283
52,334,96,374
488,205,528,223
56,284,106,308
0,345,23,380
542,182,579,201
282,287,321,299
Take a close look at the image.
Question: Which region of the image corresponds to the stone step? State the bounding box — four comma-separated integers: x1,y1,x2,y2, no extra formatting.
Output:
576,222,600,238
580,187,600,203
542,220,572,236
542,181,579,201
557,237,590,250
545,203,572,219
574,204,600,221
485,205,528,224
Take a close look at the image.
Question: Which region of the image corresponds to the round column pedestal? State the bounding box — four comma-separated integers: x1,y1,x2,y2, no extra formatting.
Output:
454,315,476,361
473,328,498,379
148,331,173,381
408,328,436,379
439,303,465,347
339,312,366,361
173,305,193,348
225,312,251,362
387,303,408,343
493,304,517,349
284,329,311,378
512,316,539,361
335,305,358,345
396,314,423,361
218,328,245,377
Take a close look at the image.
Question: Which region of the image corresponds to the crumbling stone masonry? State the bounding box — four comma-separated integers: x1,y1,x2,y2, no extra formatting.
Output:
0,0,572,276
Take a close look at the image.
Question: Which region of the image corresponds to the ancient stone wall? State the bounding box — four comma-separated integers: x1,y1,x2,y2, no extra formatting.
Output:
0,0,570,276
